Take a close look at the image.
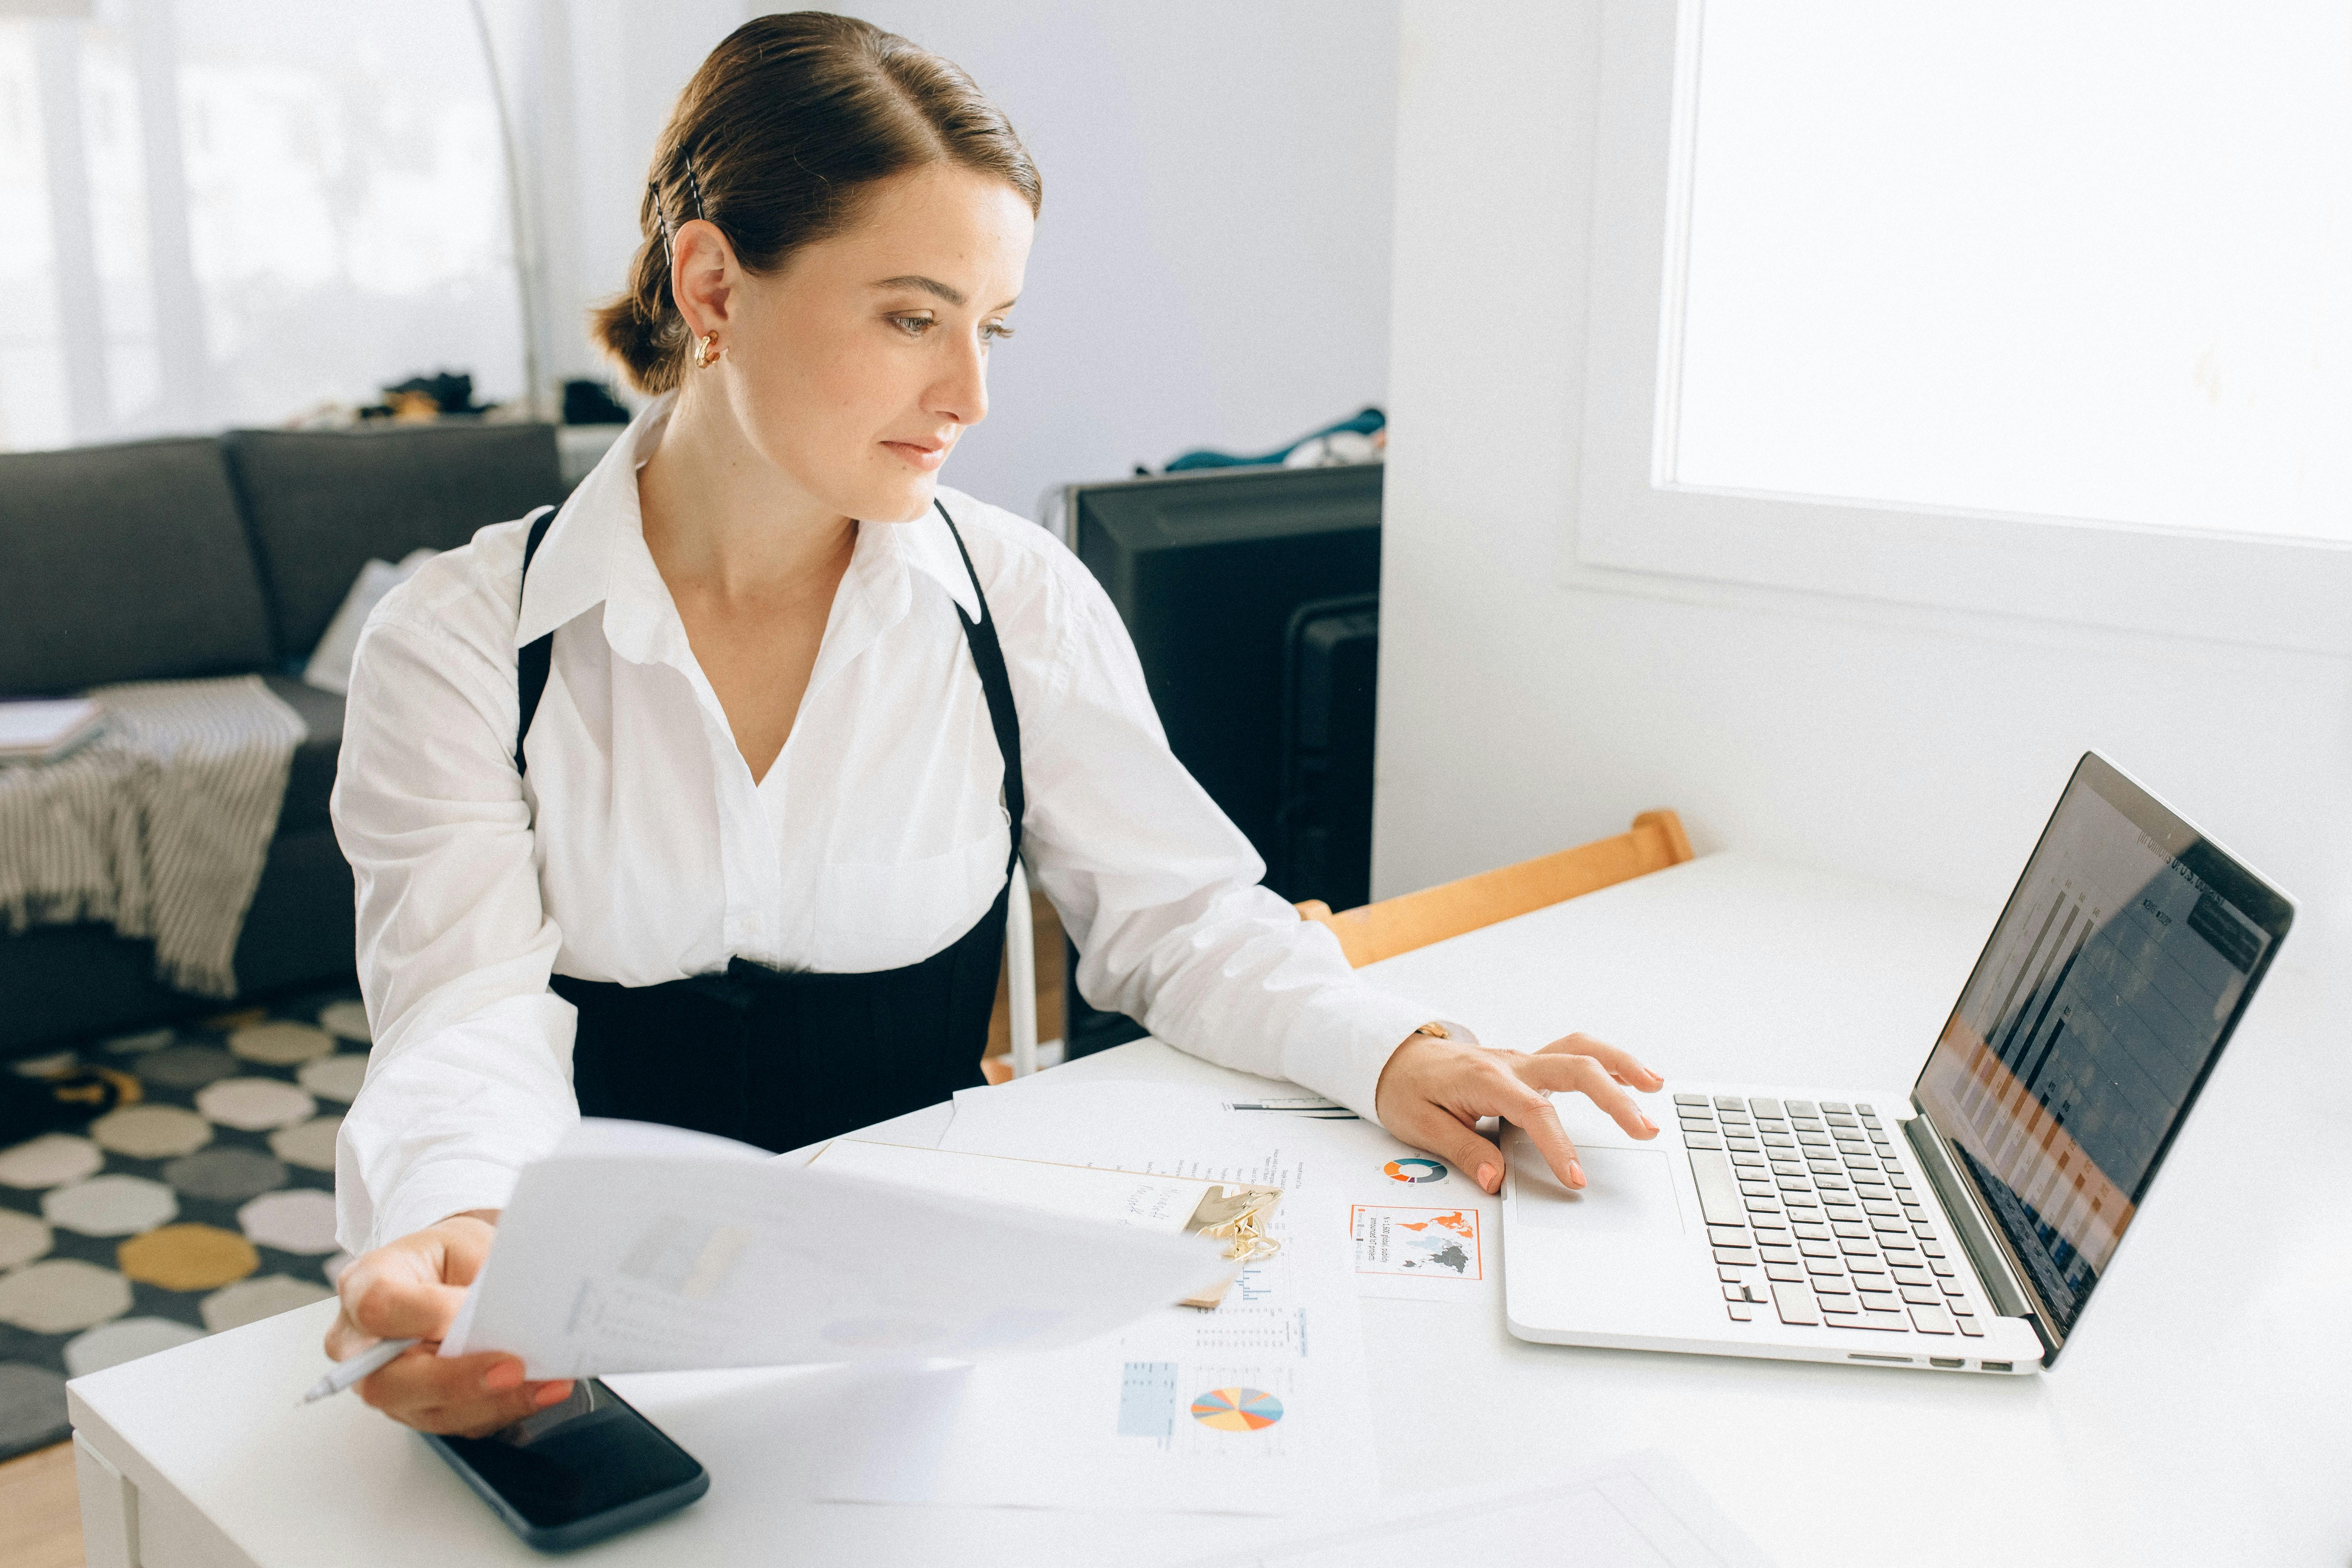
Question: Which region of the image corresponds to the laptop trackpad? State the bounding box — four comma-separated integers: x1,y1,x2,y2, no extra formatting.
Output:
1510,1143,1684,1235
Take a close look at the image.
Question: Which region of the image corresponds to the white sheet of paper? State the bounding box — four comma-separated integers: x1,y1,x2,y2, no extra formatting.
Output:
441,1119,1227,1380
807,1179,1375,1515
807,1091,1380,1514
943,1080,1501,1303
809,1139,1234,1235
0,696,102,752
1177,1448,1777,1568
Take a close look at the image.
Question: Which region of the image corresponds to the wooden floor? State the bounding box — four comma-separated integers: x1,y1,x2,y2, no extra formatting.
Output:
0,1442,84,1568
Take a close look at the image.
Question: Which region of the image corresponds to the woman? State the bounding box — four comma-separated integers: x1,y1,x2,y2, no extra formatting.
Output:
327,12,1661,1436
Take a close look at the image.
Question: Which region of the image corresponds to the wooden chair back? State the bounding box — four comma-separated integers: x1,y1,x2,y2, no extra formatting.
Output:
1294,809,1694,967
979,875,1064,1086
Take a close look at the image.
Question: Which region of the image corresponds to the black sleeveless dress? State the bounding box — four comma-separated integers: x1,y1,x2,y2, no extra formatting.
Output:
512,499,1023,1153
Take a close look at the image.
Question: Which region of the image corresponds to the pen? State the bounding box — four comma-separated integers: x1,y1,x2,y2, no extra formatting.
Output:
298,1338,419,1406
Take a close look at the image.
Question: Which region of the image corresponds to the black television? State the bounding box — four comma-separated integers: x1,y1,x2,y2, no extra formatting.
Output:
1059,463,1382,1055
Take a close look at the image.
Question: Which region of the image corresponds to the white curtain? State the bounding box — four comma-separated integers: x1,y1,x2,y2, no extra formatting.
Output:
0,0,524,452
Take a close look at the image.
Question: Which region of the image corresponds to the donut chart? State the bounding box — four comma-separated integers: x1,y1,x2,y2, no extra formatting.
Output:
1383,1157,1447,1184
1190,1386,1283,1431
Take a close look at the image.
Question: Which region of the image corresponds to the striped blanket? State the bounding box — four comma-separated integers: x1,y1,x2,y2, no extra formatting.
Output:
0,676,306,998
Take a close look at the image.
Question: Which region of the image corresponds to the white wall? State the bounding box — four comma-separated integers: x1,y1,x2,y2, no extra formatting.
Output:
511,0,1400,519
493,0,753,408
1375,3,2351,971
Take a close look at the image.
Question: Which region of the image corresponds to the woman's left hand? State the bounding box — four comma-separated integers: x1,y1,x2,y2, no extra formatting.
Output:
1374,1030,1664,1196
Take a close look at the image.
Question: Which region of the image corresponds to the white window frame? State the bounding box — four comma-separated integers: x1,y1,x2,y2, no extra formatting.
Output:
1569,0,2352,658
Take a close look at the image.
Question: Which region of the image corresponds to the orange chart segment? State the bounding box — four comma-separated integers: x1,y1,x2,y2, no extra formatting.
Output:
1189,1386,1283,1431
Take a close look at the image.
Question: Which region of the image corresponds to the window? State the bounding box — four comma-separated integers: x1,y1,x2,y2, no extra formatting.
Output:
0,0,521,453
1574,0,2352,654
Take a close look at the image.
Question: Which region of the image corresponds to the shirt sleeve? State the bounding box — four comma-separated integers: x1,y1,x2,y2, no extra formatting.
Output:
328,594,579,1254
1008,540,1443,1123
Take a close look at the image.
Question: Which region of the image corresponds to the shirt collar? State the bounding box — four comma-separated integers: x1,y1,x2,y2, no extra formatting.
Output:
513,392,985,655
511,393,664,650
891,490,985,623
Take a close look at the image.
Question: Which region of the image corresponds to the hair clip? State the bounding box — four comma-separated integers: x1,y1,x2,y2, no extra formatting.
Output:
683,153,708,223
649,179,673,261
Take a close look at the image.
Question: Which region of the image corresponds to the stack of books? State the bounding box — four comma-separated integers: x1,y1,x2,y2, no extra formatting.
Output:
0,698,106,764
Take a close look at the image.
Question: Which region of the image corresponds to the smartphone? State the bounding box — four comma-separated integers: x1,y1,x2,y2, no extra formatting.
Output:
421,1379,708,1552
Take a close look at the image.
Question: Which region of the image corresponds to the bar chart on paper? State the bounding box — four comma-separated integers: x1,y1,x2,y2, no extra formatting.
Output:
809,1186,1376,1514
1068,1208,1341,1481
1120,1362,1295,1442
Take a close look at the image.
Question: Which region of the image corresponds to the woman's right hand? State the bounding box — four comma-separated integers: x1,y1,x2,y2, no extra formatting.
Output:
323,1210,574,1436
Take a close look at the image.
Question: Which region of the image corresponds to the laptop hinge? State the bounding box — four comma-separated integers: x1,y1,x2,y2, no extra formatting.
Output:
1903,1104,2056,1358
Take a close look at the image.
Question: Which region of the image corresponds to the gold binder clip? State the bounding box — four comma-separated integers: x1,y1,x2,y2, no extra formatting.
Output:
1192,1186,1284,1264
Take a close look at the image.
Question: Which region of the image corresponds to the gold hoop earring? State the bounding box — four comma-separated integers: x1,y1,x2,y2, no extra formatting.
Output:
693,331,720,370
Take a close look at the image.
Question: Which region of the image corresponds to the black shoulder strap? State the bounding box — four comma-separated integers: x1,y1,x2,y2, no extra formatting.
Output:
514,507,557,776
934,499,1025,874
512,498,1025,876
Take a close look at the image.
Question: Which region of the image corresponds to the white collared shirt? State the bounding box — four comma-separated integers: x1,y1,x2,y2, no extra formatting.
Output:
330,395,1441,1250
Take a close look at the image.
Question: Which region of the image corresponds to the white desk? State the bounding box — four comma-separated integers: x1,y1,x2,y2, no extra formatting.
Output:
66,852,2350,1567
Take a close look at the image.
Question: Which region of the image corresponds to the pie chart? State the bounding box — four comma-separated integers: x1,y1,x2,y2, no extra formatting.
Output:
1190,1386,1283,1431
1384,1157,1446,1183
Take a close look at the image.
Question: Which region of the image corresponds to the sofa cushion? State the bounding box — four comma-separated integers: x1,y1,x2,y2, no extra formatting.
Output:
0,828,355,1056
227,422,563,660
0,438,276,695
260,674,345,838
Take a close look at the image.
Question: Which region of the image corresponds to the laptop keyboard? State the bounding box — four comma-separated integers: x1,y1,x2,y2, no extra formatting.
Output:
1675,1096,1983,1339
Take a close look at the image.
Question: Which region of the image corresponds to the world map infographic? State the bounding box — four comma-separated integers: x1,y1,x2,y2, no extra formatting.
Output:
1350,1204,1482,1279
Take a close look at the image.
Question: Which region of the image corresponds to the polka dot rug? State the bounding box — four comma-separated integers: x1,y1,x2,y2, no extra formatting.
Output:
0,987,370,1461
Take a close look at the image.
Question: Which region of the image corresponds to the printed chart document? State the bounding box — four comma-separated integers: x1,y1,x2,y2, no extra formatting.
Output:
1178,1448,1776,1568
441,1119,1224,1380
810,1138,1273,1238
944,1079,1501,1304
808,1108,1378,1514
808,1140,1282,1307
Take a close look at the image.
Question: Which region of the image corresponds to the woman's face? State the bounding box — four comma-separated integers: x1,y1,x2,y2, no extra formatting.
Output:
683,162,1036,524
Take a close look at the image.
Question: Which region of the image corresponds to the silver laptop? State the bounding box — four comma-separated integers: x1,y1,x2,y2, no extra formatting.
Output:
1502,752,2295,1375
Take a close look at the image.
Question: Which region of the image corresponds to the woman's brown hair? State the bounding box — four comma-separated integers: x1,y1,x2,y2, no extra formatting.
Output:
591,12,1042,395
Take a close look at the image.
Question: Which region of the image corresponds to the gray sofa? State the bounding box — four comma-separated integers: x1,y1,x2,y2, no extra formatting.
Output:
0,423,566,1060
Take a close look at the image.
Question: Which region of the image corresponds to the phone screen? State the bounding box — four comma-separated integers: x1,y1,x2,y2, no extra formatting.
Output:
427,1378,706,1542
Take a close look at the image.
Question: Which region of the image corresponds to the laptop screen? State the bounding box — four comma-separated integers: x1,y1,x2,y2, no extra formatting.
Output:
1913,754,2293,1346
